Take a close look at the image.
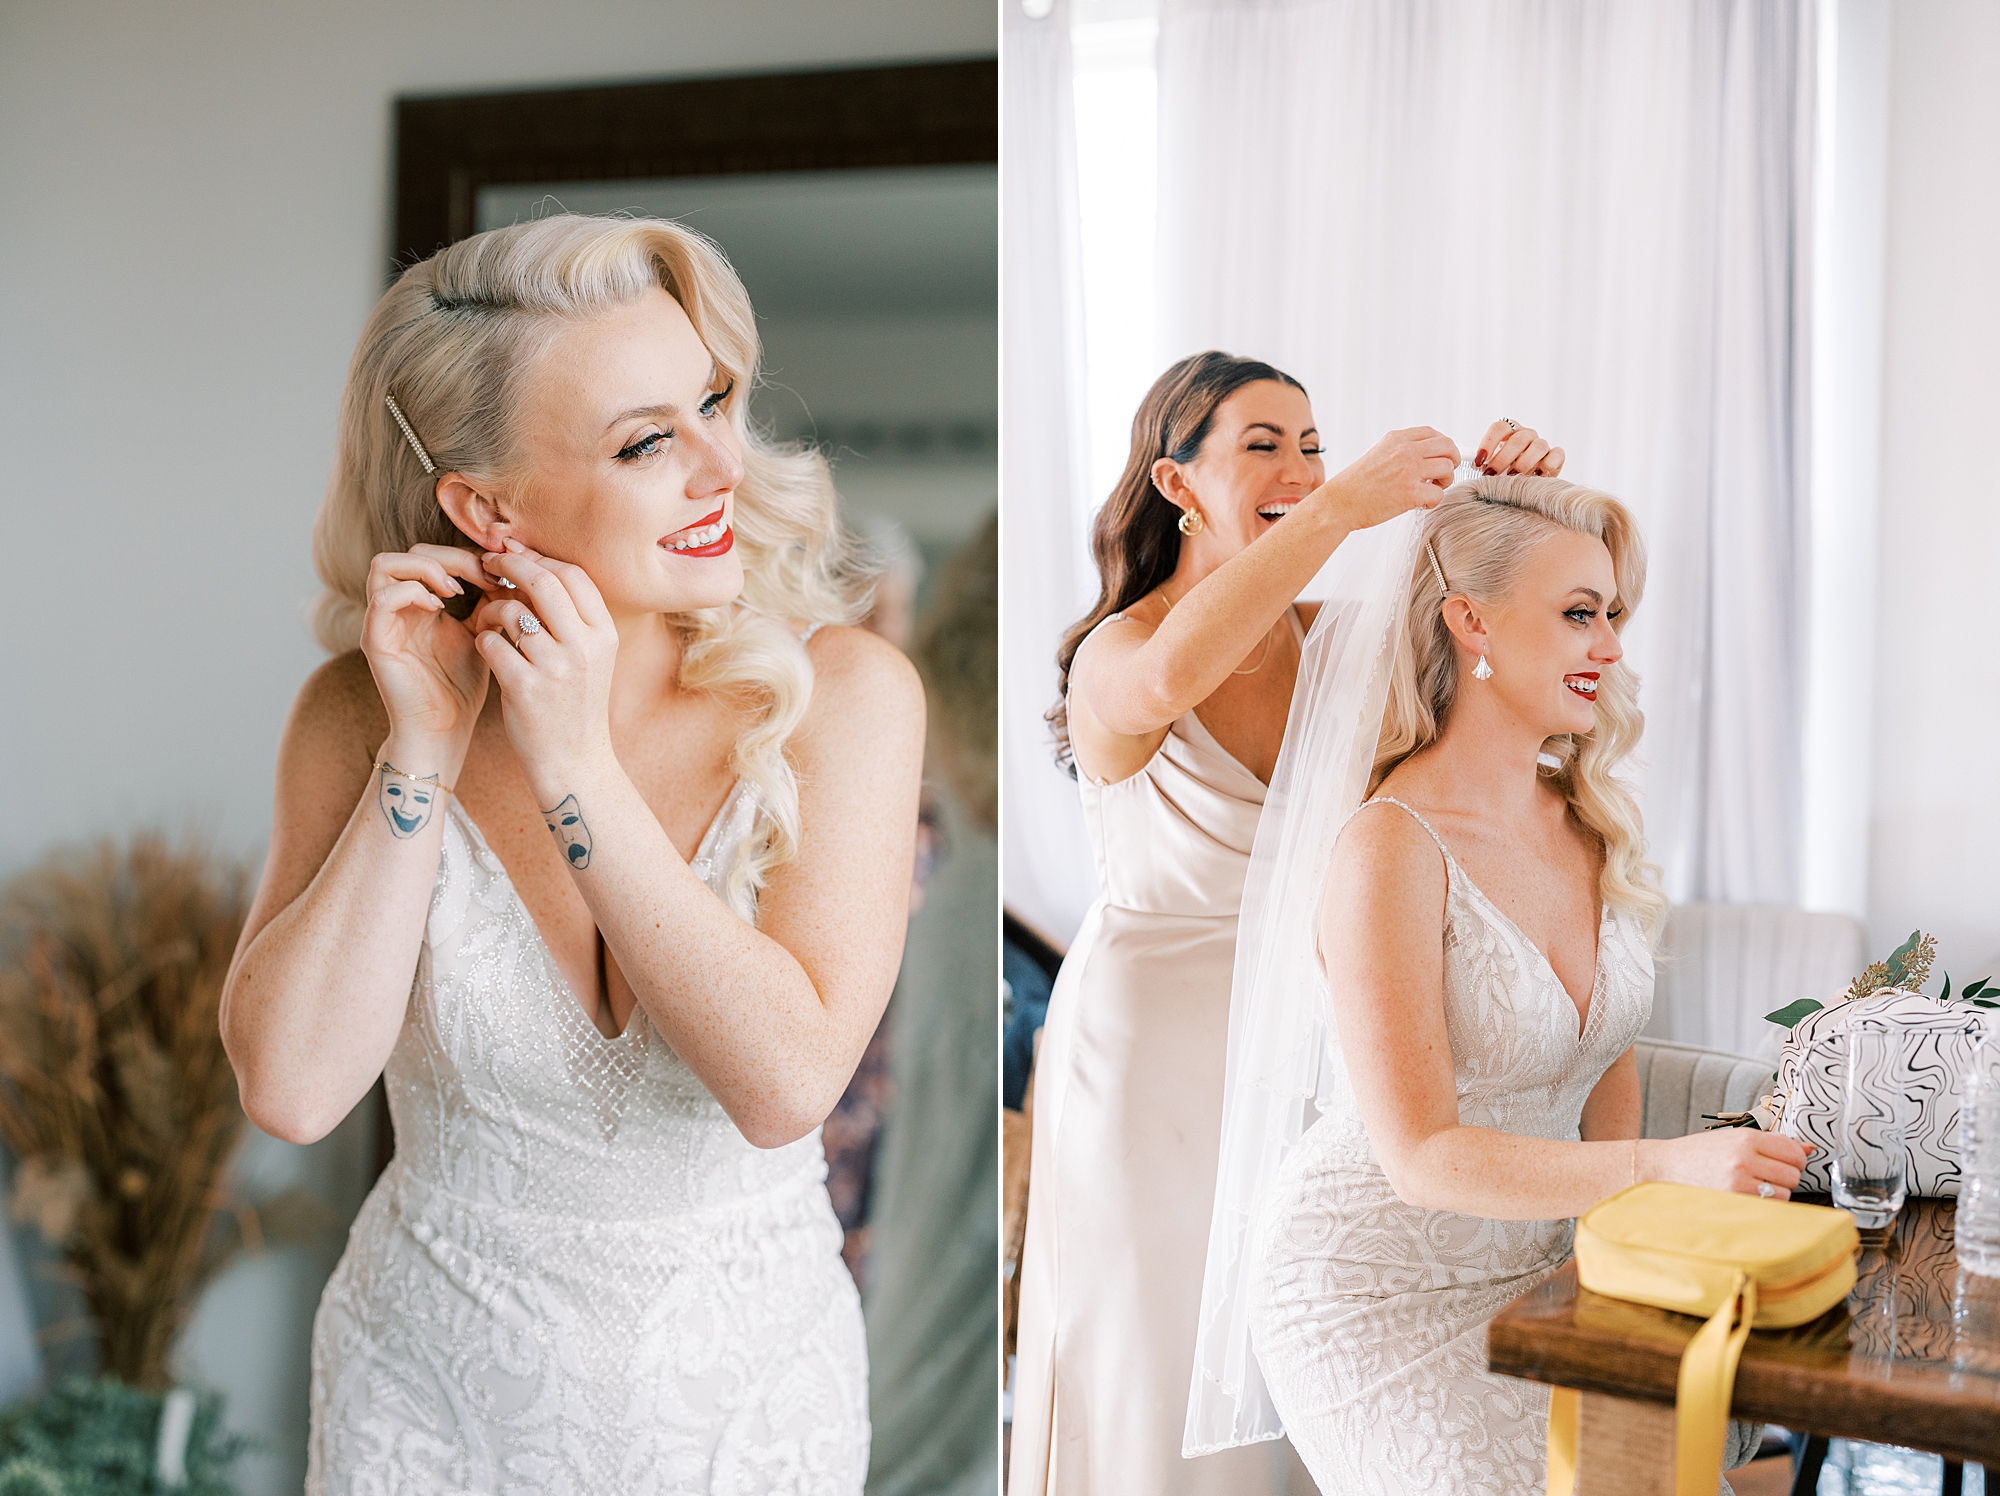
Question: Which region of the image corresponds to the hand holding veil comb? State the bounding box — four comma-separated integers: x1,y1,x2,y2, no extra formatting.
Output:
1473,417,1565,478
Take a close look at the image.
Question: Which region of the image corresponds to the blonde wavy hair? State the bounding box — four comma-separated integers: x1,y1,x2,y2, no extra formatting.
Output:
311,214,874,905
1372,473,1667,937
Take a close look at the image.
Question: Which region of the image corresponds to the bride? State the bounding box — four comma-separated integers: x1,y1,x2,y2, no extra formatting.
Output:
218,214,923,1493
1186,474,1809,1494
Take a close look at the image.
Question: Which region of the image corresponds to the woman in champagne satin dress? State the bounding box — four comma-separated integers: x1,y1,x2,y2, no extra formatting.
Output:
1009,350,1563,1495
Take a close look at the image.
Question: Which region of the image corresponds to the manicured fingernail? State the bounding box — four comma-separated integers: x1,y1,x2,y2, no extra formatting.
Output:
1475,449,1487,465
503,538,526,553
449,579,463,595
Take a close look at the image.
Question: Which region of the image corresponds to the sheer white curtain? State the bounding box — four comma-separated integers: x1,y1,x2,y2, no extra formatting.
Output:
1155,0,1817,905
1002,0,1101,946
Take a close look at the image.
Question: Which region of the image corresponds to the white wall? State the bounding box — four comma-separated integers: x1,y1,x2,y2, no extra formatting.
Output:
1868,0,2000,974
0,4,991,1492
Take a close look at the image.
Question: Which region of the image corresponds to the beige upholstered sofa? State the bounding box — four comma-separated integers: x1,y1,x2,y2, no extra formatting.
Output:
1633,1036,1776,1140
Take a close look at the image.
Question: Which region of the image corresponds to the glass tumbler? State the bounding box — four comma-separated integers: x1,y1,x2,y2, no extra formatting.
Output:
1959,1022,2000,1276
1829,1020,1910,1229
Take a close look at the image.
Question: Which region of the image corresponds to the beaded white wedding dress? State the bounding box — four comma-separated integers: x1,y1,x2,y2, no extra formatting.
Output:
306,786,868,1496
1245,797,1653,1496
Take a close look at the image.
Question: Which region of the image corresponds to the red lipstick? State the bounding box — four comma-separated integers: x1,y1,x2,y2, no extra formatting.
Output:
659,508,733,558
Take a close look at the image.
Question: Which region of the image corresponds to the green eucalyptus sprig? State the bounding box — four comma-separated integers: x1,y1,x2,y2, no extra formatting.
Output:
1763,928,1997,1030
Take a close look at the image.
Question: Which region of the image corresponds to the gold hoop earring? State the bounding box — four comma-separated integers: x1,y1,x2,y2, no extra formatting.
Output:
1178,507,1204,537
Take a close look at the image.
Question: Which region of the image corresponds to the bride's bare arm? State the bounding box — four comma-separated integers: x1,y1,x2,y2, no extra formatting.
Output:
221,545,493,1145
537,628,920,1149
1321,804,1808,1220
475,546,924,1150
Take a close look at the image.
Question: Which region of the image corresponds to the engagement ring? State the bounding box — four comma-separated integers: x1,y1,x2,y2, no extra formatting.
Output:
518,613,542,637
1758,1182,1774,1199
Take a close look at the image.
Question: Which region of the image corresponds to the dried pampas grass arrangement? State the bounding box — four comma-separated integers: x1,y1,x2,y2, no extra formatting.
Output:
0,834,323,1391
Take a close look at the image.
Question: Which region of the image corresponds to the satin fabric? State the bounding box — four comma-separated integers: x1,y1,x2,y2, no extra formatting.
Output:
1010,668,1313,1496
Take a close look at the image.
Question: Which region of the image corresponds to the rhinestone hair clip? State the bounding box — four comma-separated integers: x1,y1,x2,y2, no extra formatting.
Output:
384,391,437,475
1424,539,1451,595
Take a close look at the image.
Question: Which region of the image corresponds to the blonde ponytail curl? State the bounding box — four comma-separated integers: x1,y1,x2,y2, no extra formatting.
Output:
310,214,873,906
1371,474,1667,940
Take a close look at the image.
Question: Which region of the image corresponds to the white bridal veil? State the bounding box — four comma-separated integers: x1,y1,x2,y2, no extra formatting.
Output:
1182,506,1423,1454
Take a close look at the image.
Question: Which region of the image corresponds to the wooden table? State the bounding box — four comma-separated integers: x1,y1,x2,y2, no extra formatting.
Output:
1487,1197,2000,1493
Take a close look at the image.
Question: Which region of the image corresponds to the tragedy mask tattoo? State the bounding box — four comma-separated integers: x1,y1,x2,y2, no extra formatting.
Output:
378,767,438,839
544,795,592,869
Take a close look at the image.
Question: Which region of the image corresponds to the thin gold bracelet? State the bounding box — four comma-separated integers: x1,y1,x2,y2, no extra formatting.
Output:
376,760,455,797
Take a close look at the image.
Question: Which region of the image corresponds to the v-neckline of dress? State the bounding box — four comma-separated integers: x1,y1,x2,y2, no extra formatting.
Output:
446,779,748,1046
1174,706,1270,792
1179,605,1309,791
1372,796,1609,1044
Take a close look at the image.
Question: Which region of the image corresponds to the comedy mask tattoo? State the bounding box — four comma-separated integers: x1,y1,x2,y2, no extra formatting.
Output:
544,795,593,869
378,766,440,839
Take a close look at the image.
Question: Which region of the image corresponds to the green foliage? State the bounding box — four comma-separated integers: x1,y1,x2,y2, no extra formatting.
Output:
1943,973,1999,1010
1768,929,2000,1032
0,1378,249,1496
0,1460,67,1496
1762,998,1823,1028
1839,929,1937,1006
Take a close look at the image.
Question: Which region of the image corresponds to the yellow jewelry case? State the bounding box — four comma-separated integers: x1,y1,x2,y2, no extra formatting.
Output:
1547,1182,1859,1496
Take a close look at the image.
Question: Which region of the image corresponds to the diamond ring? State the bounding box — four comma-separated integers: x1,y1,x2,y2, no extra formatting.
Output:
1757,1182,1774,1199
1502,417,1519,432
517,613,542,637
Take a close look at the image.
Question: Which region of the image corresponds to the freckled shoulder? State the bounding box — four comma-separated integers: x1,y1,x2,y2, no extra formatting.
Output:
1066,602,1161,685
287,649,390,759
1333,798,1450,900
799,624,924,731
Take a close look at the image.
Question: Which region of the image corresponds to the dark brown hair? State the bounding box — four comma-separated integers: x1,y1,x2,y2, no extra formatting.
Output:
1048,351,1306,770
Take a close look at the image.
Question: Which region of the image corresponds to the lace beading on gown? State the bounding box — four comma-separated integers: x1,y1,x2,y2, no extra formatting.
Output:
1246,798,1653,1496
306,785,867,1496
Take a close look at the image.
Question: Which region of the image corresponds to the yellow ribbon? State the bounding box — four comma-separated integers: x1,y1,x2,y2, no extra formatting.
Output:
1543,1272,1756,1496
1675,1271,1756,1496
1546,1386,1580,1496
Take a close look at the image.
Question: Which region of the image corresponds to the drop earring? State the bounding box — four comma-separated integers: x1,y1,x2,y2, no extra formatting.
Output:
1473,654,1494,681
1178,506,1204,537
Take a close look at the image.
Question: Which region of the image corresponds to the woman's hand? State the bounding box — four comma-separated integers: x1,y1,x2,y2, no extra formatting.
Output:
1645,1129,1813,1200
360,544,496,751
1315,426,1461,531
1474,419,1565,477
471,540,620,797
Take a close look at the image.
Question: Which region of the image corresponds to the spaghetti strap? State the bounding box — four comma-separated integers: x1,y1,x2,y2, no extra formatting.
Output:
1286,604,1306,646
1345,796,1457,869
